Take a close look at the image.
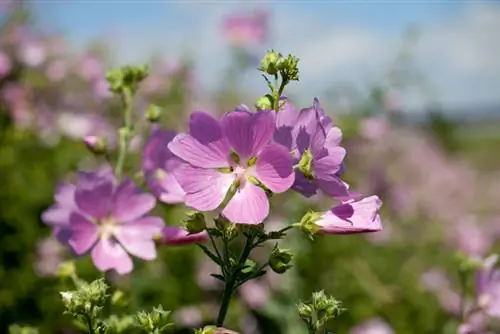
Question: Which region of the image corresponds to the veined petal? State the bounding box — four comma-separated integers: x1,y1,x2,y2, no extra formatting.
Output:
168,112,230,168
114,218,163,260
67,212,98,255
222,182,269,225
221,110,275,159
142,128,177,172
75,169,114,219
174,163,233,211
91,238,133,275
254,143,294,193
313,147,346,178
317,196,382,234
292,171,318,198
111,179,156,222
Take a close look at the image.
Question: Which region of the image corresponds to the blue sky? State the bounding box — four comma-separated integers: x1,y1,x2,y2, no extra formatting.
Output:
34,0,500,112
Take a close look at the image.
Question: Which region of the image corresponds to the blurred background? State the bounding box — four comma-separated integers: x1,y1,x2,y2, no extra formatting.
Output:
0,0,499,333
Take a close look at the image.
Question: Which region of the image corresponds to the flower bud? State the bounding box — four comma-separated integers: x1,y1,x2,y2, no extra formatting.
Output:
135,305,172,332
56,260,76,278
259,50,281,76
106,65,149,94
269,245,293,274
255,94,273,111
59,291,74,309
297,302,313,320
145,104,162,123
83,136,107,155
182,211,207,234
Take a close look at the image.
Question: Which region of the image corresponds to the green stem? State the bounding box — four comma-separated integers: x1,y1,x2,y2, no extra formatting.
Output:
215,232,256,327
115,87,133,180
458,271,468,321
85,313,95,334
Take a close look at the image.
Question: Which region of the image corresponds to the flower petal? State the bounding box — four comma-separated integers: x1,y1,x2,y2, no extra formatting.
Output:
111,179,156,222
91,238,133,275
254,143,295,193
317,174,350,198
54,182,76,207
143,128,177,172
317,196,382,234
174,163,233,211
67,213,98,255
168,112,230,168
41,205,71,226
114,218,164,260
222,183,269,224
313,147,346,178
221,110,275,159
292,171,318,198
162,226,209,245
75,168,115,219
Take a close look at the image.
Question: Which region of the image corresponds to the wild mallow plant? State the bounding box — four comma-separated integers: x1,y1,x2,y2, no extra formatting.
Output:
38,50,383,334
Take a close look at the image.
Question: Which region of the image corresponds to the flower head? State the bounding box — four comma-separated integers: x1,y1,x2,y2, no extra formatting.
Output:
475,255,500,317
143,128,185,204
169,109,295,224
42,165,165,274
275,98,349,198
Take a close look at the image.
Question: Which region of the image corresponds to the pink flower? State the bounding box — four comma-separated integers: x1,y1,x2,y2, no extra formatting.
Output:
41,165,165,275
222,10,269,46
169,109,295,224
274,98,349,198
315,196,382,234
350,318,394,334
143,128,185,204
162,226,208,245
475,255,500,317
0,51,12,78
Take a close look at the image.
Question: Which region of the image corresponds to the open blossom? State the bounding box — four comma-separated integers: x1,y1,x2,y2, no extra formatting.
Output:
41,165,165,274
169,109,295,224
143,128,185,204
315,196,382,234
275,98,349,198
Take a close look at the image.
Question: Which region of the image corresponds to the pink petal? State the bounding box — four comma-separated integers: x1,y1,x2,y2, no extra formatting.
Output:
162,226,209,245
317,196,382,234
222,182,269,224
317,174,350,198
168,112,230,168
292,171,318,197
174,163,233,211
54,183,76,207
221,110,275,159
254,143,294,193
314,147,346,177
41,205,71,226
75,170,114,219
67,213,98,255
91,238,133,275
111,179,156,222
157,173,185,204
114,217,164,260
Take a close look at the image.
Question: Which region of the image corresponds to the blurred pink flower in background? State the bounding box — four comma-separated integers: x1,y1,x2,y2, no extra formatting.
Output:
0,51,12,78
77,55,104,82
239,280,269,310
349,318,394,334
359,116,389,141
18,36,46,67
173,306,203,328
45,59,67,82
33,236,66,277
222,9,269,46
421,269,461,315
447,216,492,258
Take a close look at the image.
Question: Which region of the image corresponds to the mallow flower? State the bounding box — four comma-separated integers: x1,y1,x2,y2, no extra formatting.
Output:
168,109,295,225
275,98,349,198
42,165,165,274
143,127,185,204
476,255,500,317
301,196,382,235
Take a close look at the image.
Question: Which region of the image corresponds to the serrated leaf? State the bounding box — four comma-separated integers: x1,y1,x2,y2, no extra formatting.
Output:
210,273,226,282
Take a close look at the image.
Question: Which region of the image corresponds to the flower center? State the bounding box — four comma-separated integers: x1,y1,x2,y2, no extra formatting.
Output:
98,217,117,239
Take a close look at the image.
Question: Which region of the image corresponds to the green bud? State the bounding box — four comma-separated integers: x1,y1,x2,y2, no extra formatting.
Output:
297,302,313,320
255,94,274,111
299,210,322,238
259,50,281,75
59,291,75,309
269,244,293,274
183,211,207,234
56,260,76,278
296,149,314,180
111,290,127,307
106,65,149,94
454,252,483,275
103,315,135,333
135,305,172,332
145,104,162,123
278,54,300,81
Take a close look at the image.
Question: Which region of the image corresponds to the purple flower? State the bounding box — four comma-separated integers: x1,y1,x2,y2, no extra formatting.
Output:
143,128,185,204
169,110,295,225
162,226,208,245
221,9,269,46
275,98,349,198
41,165,164,275
315,196,382,234
0,51,12,78
476,255,500,317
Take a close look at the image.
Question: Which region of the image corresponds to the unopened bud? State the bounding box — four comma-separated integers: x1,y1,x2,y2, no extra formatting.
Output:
56,260,76,278
259,50,281,76
145,104,162,123
183,211,207,234
299,210,322,239
83,136,107,154
255,94,273,111
269,245,293,274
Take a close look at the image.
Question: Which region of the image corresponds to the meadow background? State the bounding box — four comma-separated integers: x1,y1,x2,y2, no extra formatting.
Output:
1,1,499,333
